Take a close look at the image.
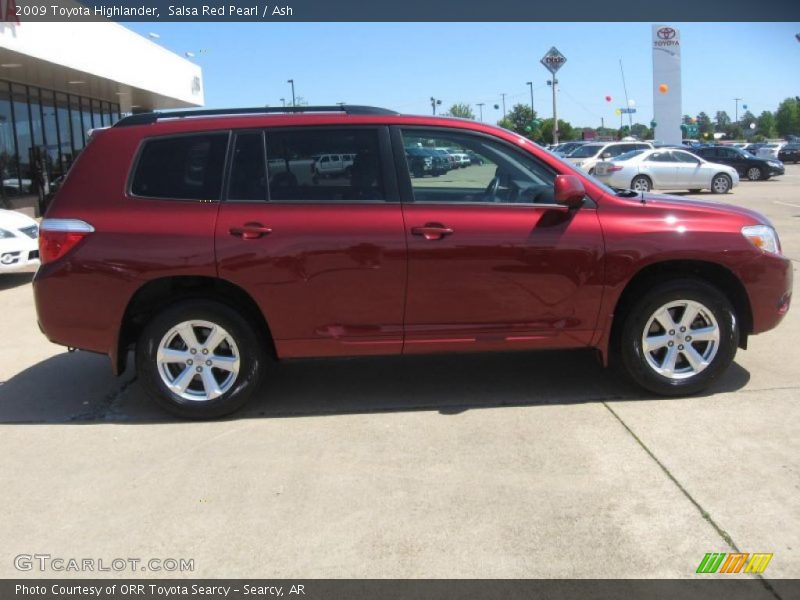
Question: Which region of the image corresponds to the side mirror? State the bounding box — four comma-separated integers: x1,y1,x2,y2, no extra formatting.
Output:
554,174,585,208
601,152,612,159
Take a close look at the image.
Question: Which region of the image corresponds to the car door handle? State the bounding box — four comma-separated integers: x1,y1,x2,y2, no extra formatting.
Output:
229,223,273,240
411,223,454,241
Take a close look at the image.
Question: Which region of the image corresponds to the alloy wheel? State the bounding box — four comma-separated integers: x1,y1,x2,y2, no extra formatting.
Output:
641,300,720,380
747,167,761,181
712,175,730,193
156,320,241,401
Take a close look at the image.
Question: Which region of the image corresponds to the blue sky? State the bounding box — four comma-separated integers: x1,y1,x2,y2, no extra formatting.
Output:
127,22,800,127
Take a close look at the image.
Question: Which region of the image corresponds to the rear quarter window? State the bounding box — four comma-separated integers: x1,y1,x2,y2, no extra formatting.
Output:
131,133,229,200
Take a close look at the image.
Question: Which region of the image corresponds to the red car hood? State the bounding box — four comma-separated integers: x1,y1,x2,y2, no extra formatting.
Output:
631,192,771,226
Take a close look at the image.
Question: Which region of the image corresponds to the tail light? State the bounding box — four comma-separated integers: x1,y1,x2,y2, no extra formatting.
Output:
39,219,95,264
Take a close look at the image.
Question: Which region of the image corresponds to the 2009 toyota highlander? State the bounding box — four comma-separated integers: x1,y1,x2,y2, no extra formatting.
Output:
33,105,792,418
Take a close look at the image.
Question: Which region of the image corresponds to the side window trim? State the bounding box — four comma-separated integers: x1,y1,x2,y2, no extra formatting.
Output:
127,130,231,202
223,129,267,203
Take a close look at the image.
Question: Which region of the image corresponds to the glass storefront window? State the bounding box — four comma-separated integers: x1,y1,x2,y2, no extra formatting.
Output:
0,82,20,201
91,98,102,128
11,84,33,196
56,92,73,172
81,97,92,140
70,94,83,153
41,90,62,180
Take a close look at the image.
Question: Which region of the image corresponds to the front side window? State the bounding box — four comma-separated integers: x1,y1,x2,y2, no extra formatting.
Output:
132,133,228,200
265,128,384,201
570,144,603,158
401,129,557,205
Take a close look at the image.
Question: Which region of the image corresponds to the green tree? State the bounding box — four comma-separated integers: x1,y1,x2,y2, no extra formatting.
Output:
695,112,713,136
630,123,652,140
537,118,575,144
714,111,731,132
448,103,475,120
724,124,744,140
497,104,540,140
775,97,800,137
756,111,777,138
741,110,756,127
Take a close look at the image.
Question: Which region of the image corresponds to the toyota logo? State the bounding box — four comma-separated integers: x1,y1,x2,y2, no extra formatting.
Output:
657,27,676,40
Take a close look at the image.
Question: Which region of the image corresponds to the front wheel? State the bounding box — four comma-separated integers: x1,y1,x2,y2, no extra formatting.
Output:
620,279,738,396
711,173,732,194
136,300,268,419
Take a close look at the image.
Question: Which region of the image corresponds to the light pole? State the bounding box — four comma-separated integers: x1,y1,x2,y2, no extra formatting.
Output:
526,81,534,115
500,93,507,119
287,79,296,107
476,102,485,122
547,79,559,144
430,97,442,115
734,98,742,124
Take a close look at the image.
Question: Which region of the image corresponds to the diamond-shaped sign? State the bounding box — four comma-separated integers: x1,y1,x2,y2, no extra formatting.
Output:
540,47,567,75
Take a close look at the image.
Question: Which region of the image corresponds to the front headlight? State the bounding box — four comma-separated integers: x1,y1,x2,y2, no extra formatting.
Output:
742,225,781,255
768,161,782,167
0,228,16,239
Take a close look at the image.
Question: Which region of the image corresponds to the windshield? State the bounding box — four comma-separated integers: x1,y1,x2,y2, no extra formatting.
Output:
569,144,603,158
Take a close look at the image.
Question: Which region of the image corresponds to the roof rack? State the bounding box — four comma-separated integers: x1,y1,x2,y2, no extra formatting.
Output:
114,105,398,127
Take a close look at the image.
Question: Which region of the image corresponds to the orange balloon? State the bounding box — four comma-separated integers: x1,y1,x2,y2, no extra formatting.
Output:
658,84,669,93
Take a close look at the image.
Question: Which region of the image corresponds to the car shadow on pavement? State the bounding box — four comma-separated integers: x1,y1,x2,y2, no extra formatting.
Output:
0,348,751,424
0,273,34,291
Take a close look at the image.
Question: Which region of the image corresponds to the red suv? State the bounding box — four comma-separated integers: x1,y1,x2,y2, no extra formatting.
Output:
33,106,792,418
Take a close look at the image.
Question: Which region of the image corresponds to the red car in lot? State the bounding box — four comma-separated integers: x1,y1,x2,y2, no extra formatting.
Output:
34,106,792,418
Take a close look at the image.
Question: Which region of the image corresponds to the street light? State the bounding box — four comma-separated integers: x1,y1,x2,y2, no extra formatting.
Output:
280,98,286,107
430,96,442,115
500,93,507,119
476,102,485,122
287,79,296,107
526,81,534,115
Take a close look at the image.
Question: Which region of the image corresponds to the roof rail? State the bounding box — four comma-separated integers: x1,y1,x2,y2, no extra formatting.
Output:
114,105,398,127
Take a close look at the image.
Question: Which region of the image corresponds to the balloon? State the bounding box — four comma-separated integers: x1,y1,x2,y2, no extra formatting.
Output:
605,95,612,102
628,99,636,107
743,104,748,110
690,117,697,124
615,109,622,116
658,84,668,93
750,122,756,129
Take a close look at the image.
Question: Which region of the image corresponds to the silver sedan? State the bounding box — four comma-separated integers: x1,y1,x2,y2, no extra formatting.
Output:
594,148,740,194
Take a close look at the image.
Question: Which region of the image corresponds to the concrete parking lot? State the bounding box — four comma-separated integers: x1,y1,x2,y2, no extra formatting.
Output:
1,167,798,588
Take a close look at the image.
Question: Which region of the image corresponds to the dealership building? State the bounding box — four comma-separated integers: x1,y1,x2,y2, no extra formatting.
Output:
0,17,203,213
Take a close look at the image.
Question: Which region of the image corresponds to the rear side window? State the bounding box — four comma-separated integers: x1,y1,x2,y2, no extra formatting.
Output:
131,133,228,200
266,129,384,202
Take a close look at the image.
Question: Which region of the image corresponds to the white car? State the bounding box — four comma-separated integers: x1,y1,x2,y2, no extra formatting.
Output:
594,148,740,194
565,141,653,174
312,153,354,178
0,209,40,273
756,143,785,160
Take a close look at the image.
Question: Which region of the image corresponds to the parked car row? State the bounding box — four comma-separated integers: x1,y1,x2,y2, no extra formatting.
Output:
404,145,480,177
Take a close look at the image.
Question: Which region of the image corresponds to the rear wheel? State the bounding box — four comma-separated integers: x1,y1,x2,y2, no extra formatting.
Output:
746,167,762,181
137,299,268,419
631,175,651,192
711,173,732,194
620,279,738,396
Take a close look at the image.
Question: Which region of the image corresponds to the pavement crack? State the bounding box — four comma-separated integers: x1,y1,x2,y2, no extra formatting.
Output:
602,401,783,600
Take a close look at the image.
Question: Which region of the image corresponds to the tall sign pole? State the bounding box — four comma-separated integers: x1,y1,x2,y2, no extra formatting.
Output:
652,25,682,144
540,47,566,145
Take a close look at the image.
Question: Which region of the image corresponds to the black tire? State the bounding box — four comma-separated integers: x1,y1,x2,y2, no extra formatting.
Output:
631,175,651,192
710,173,732,194
746,167,762,181
136,299,268,419
619,279,738,396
